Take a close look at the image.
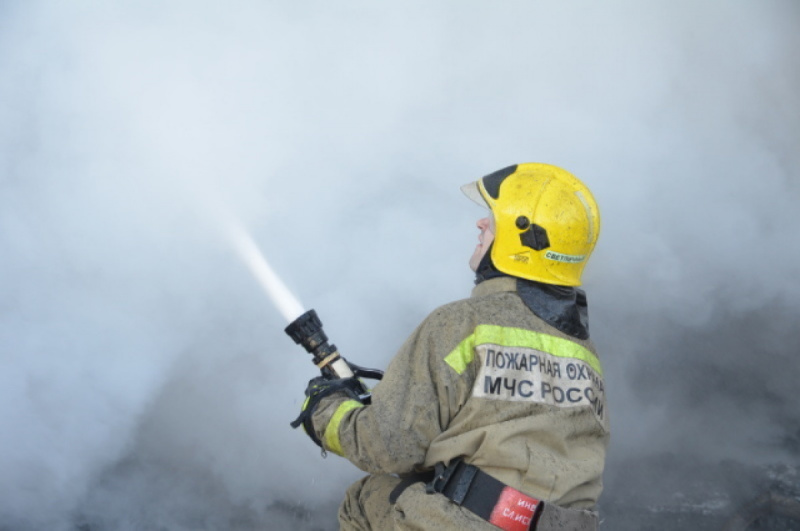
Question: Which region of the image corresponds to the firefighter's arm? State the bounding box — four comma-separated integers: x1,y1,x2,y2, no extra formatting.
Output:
308,305,477,474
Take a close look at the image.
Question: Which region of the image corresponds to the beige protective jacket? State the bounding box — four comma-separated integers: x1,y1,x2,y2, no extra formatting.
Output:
312,276,609,521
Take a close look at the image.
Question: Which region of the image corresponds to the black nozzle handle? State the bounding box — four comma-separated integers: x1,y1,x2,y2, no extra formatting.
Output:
348,361,384,381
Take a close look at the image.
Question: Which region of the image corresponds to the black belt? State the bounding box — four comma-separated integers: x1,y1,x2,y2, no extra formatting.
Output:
426,459,544,531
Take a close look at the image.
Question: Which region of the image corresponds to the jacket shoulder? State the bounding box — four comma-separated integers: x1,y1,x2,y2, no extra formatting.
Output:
420,296,484,330
415,290,521,350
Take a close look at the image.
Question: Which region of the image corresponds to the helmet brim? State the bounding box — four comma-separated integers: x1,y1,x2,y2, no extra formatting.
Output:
460,181,488,208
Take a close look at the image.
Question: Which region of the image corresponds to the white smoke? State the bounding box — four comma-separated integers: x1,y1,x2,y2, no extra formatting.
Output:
1,1,798,529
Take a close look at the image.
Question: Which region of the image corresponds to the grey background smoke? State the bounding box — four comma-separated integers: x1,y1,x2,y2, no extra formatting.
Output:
1,1,798,529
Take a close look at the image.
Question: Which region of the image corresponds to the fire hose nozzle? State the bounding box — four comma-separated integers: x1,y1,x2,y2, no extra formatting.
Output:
285,309,355,380
285,307,384,426
285,309,327,351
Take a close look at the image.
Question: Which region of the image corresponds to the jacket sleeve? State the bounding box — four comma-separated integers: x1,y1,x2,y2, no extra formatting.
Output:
310,304,477,475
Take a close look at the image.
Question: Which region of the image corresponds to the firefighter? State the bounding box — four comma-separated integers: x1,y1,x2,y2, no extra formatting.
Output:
298,163,609,530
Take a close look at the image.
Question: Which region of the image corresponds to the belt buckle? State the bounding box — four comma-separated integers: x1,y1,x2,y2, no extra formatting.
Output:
425,460,461,495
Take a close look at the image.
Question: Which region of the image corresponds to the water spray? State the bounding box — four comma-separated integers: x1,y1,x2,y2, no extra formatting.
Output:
226,219,381,384
226,219,305,323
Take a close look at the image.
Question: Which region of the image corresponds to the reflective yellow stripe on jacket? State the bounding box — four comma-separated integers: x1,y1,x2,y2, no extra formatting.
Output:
323,400,364,456
444,324,602,376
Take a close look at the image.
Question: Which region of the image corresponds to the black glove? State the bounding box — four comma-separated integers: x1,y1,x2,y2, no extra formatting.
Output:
291,376,367,448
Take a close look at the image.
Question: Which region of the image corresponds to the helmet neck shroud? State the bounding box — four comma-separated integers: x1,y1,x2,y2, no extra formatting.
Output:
474,248,590,340
516,279,590,340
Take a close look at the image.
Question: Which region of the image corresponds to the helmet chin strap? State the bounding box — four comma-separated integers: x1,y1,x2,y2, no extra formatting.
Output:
474,244,507,285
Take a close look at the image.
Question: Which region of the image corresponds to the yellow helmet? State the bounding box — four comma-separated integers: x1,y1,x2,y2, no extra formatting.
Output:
462,163,600,286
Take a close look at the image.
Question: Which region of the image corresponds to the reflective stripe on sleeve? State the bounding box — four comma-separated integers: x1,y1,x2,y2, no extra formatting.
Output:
323,399,364,456
444,324,602,376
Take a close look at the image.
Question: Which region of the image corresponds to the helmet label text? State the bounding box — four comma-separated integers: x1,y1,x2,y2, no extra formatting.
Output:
544,251,586,263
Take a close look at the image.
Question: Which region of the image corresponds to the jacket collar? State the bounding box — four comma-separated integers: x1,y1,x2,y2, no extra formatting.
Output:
471,276,517,298
470,276,590,340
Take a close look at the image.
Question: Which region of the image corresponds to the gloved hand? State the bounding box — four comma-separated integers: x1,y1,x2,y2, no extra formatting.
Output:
291,376,368,448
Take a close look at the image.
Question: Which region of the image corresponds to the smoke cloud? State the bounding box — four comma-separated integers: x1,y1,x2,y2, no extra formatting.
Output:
1,1,798,529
